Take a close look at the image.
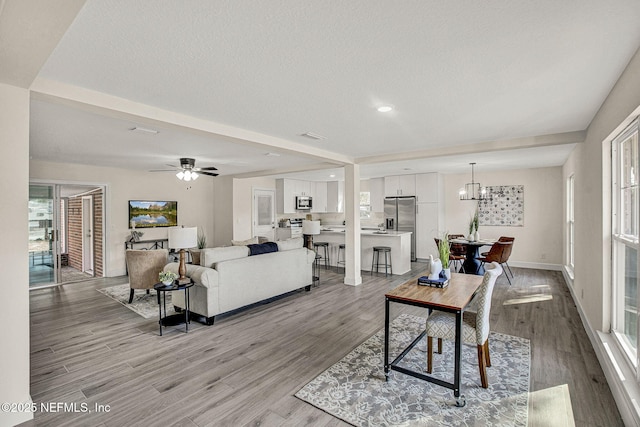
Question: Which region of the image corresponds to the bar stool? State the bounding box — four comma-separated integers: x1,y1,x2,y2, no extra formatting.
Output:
371,246,392,276
314,242,330,269
336,244,346,274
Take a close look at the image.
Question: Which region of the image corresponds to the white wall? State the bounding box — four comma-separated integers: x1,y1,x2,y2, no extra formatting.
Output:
212,176,233,247
0,84,33,425
29,160,216,277
567,46,640,332
443,166,563,267
232,177,276,241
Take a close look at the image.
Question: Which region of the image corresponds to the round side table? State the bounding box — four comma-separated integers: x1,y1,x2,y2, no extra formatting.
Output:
153,280,194,336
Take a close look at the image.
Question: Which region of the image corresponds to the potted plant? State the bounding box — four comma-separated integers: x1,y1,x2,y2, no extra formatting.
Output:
190,229,207,265
159,271,177,286
438,233,451,279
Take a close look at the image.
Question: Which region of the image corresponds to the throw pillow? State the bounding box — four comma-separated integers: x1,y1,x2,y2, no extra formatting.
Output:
231,236,259,246
276,237,304,251
247,242,278,256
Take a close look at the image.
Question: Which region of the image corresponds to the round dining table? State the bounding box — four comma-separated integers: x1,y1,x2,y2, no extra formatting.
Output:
450,238,496,275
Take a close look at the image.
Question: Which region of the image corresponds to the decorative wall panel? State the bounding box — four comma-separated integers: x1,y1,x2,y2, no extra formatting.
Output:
478,185,524,226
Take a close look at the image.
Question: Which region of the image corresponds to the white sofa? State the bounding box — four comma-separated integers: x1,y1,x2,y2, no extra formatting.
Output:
164,237,315,325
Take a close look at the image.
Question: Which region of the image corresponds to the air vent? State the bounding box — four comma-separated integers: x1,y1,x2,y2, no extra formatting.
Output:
130,126,158,135
300,132,327,140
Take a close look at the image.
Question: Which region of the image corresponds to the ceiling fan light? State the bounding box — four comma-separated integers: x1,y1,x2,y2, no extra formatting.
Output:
191,172,199,180
176,171,184,180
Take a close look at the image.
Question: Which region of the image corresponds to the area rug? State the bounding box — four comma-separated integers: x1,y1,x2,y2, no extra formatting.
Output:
295,314,530,427
97,283,175,319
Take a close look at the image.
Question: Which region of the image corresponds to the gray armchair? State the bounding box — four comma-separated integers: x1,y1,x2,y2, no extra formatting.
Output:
125,249,168,303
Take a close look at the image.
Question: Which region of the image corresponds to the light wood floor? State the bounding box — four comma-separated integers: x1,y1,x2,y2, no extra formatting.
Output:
21,263,622,426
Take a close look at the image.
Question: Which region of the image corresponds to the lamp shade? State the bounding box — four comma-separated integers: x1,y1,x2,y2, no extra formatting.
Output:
168,226,198,249
302,220,321,235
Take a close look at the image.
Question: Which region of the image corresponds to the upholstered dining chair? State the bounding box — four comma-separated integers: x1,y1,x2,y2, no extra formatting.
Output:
425,262,502,388
125,249,169,303
476,240,513,285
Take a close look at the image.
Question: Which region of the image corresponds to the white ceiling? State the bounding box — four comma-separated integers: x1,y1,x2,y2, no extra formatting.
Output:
25,0,640,179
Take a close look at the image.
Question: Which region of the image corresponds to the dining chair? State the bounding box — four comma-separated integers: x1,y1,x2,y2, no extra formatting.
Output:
425,262,502,388
476,241,513,285
448,234,467,273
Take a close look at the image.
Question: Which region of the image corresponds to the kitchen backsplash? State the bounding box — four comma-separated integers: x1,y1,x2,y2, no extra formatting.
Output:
277,212,384,228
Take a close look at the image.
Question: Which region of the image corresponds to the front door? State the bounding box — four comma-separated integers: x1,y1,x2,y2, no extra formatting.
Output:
82,196,94,274
253,189,276,242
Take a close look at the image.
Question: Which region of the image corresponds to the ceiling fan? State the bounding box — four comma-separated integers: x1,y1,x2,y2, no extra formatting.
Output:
150,157,218,181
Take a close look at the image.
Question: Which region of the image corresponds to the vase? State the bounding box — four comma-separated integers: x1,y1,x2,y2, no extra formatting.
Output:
162,280,173,286
443,267,451,280
474,230,480,241
468,233,475,242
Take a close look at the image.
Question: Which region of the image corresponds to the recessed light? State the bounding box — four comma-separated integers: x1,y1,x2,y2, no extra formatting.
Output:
130,126,158,134
377,105,393,113
329,174,336,178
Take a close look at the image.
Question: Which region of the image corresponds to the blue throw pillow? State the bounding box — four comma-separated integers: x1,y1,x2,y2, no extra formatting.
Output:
247,242,278,256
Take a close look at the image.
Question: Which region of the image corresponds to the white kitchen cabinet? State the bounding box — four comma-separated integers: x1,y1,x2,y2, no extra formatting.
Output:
326,181,344,212
295,179,312,197
415,173,442,203
415,202,440,260
369,177,384,212
384,174,416,197
312,181,327,213
276,178,315,213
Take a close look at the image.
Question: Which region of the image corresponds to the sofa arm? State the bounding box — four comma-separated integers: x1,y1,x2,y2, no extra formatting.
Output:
164,263,219,289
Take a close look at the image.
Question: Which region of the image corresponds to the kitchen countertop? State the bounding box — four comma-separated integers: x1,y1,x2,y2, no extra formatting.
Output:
319,228,411,236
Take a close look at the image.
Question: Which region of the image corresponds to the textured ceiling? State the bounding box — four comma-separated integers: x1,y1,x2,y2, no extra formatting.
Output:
27,0,640,177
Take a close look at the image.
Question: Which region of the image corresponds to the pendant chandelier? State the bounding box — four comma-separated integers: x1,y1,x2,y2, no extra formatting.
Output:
459,162,489,201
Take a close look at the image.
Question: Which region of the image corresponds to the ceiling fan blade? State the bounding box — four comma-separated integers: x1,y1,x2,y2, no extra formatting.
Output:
149,169,177,172
199,166,218,171
200,171,219,177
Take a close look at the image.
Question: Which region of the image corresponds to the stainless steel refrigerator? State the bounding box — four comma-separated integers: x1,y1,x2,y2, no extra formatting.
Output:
384,196,416,261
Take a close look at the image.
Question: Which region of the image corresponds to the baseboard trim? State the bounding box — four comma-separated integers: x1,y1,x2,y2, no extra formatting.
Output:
562,273,640,426
508,261,562,271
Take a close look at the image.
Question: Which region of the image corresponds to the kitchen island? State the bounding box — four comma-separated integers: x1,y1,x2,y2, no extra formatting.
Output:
316,228,412,275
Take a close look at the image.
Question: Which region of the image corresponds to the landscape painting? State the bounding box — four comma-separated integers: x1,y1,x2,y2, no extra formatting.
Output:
128,200,178,228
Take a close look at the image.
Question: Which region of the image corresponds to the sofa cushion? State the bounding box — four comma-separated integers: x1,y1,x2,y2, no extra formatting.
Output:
276,237,304,251
247,242,278,256
231,236,259,246
201,246,249,268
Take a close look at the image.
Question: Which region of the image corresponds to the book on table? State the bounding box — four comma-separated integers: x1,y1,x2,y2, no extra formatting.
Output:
417,275,449,288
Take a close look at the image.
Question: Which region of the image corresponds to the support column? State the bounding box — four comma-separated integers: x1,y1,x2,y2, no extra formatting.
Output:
344,164,362,286
0,83,33,426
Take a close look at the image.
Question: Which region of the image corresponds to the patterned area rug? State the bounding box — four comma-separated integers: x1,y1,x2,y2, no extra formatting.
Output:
97,283,175,319
296,314,530,426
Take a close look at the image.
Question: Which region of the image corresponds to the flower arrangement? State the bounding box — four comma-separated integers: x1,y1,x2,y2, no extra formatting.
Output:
159,271,177,284
129,230,144,242
468,206,479,235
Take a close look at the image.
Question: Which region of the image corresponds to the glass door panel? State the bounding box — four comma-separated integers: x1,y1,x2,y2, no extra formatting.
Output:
29,184,60,286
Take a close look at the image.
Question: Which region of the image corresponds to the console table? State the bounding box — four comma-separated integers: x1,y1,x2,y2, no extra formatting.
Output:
124,238,168,250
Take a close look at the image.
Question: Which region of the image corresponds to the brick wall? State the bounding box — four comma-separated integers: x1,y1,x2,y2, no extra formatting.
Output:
66,190,103,277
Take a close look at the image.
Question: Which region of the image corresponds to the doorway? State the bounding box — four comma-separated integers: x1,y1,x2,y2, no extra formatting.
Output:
29,183,105,288
253,188,276,242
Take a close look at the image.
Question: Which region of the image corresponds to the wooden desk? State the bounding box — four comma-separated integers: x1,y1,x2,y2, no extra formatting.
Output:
384,272,483,407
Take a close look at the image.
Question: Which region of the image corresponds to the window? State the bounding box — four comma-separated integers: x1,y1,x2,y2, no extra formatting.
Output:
612,118,640,368
567,174,575,273
360,191,371,219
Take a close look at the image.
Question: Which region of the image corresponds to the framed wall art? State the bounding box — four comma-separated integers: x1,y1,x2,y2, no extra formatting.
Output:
478,185,524,226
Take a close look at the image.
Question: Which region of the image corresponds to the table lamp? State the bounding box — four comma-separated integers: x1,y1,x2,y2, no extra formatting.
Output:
302,220,321,250
168,226,198,284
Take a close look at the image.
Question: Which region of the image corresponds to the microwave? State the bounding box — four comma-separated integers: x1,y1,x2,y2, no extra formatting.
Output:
296,196,312,210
